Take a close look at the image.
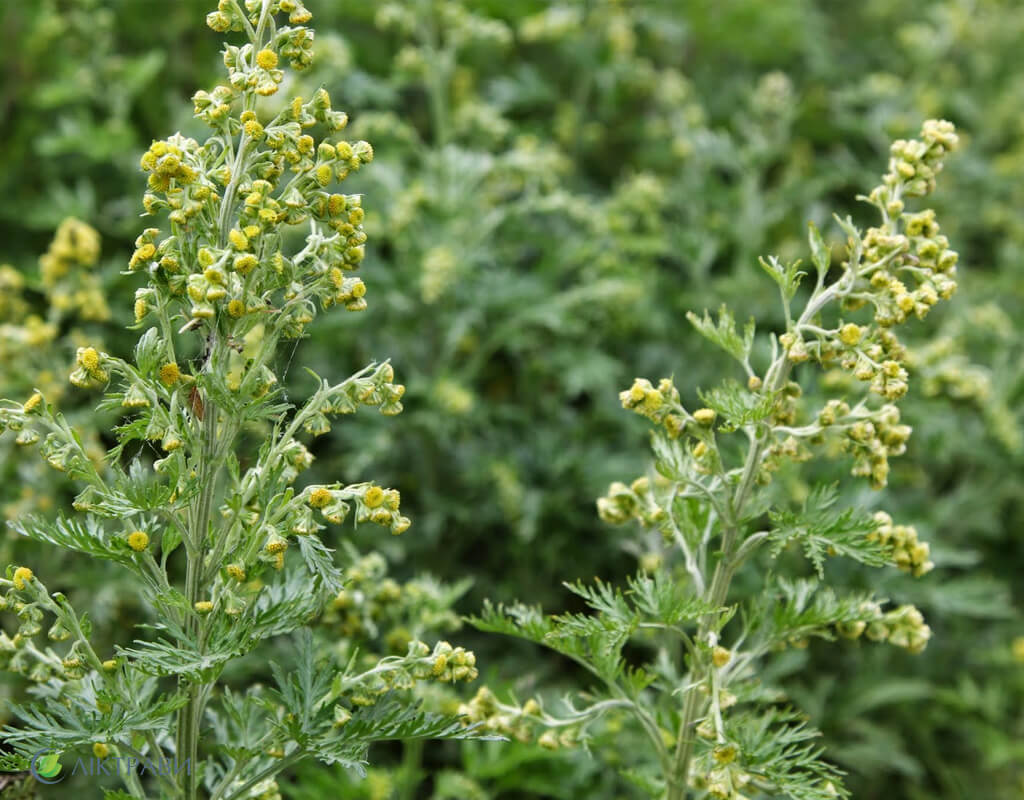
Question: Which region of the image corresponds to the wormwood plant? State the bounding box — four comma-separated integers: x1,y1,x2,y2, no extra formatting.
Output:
472,120,962,799
0,2,481,798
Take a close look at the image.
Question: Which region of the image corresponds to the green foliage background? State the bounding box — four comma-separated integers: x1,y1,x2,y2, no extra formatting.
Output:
1,0,1022,798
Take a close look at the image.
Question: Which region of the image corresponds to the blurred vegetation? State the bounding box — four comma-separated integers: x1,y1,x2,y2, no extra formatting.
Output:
1,0,1022,798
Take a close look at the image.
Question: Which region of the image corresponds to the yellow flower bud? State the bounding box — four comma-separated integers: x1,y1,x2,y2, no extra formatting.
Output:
693,408,716,426
12,566,33,590
711,645,731,668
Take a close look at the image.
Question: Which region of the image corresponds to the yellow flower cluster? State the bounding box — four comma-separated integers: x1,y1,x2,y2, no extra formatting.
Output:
837,601,932,653
596,475,670,530
842,404,910,489
39,217,100,285
870,512,933,577
619,376,689,436
458,686,554,744
36,218,109,321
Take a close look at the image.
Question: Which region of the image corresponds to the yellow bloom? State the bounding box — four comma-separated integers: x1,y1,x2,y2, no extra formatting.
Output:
78,347,101,373
159,363,181,386
93,743,110,759
309,487,333,508
314,164,333,186
839,323,863,346
194,601,214,614
363,486,385,508
255,49,278,69
234,254,258,275
23,393,43,414
12,566,33,590
228,229,250,251
226,564,246,582
127,531,149,552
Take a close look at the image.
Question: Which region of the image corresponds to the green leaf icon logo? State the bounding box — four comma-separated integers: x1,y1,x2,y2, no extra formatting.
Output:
36,751,61,778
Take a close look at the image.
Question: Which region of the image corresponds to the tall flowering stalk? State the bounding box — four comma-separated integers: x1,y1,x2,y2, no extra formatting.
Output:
472,120,961,799
0,2,479,798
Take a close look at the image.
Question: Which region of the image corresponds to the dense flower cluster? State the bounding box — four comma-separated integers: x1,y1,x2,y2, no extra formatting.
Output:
0,4,484,796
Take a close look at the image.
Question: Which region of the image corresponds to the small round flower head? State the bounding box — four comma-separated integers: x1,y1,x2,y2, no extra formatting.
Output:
839,323,863,346
127,531,150,552
78,347,100,372
159,363,181,386
309,487,333,508
228,229,250,251
711,645,731,668
93,743,110,759
12,566,33,590
194,601,214,614
265,534,288,555
255,49,278,69
363,486,385,508
226,564,246,582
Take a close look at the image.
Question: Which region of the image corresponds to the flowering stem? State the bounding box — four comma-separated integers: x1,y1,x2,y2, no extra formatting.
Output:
666,266,847,797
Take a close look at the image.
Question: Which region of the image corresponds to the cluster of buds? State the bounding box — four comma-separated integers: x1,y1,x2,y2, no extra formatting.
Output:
304,483,410,535
316,363,406,425
0,569,88,683
870,512,933,577
840,404,910,489
457,686,567,746
836,601,931,654
619,376,716,441
414,640,478,684
420,245,458,304
39,217,100,283
324,553,462,649
690,745,753,800
780,121,960,412
207,0,312,37
596,476,667,529
137,51,374,340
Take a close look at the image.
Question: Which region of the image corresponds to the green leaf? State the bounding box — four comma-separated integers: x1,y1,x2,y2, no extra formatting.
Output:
10,514,132,566
758,254,805,301
686,305,755,363
697,379,774,432
768,484,888,577
296,534,345,595
807,221,832,279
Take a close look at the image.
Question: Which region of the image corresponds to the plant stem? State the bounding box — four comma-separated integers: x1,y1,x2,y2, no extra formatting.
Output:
178,386,219,800
666,271,848,797
397,739,424,800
